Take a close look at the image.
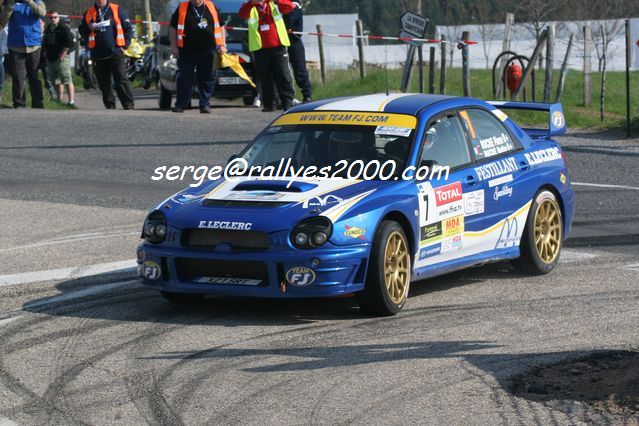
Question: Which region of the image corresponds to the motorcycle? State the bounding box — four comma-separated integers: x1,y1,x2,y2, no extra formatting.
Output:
141,37,158,90
76,46,98,90
123,37,149,82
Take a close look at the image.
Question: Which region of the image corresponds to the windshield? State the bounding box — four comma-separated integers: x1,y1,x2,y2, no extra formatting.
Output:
239,124,415,179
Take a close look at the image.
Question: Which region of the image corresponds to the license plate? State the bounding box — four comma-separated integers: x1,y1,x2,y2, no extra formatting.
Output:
218,76,246,85
195,276,262,286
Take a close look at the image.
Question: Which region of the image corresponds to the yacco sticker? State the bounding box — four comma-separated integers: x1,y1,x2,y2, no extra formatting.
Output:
434,182,462,206
443,216,464,238
286,266,316,287
420,221,443,243
488,174,513,188
344,225,366,240
463,190,484,216
475,157,517,181
273,112,417,128
374,126,412,137
419,243,441,260
524,147,562,165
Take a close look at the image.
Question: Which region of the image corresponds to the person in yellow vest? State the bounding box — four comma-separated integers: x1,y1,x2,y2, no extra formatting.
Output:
169,0,227,113
79,0,135,110
239,0,295,112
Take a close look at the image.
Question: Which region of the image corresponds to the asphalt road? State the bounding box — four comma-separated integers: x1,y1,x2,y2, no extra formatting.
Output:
0,90,638,424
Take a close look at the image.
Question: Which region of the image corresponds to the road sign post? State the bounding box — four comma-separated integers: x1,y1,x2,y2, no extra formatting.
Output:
399,12,429,93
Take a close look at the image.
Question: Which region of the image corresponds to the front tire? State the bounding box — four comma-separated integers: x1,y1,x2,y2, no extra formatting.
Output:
512,189,563,275
357,221,411,316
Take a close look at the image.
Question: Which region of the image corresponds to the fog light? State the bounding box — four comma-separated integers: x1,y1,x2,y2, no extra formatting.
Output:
313,232,327,245
311,258,320,266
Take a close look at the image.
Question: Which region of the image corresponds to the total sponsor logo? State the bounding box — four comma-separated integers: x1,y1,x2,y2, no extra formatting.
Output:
493,184,513,201
443,216,464,238
524,147,562,166
419,243,441,260
285,266,316,287
475,157,517,181
434,182,462,206
198,220,253,230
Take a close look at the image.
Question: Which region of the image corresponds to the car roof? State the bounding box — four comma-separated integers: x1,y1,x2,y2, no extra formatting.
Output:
292,93,457,116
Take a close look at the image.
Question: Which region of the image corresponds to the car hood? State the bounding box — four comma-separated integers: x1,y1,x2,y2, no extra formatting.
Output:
162,178,386,233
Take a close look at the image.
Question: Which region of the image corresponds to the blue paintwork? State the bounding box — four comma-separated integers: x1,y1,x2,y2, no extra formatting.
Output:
138,94,575,298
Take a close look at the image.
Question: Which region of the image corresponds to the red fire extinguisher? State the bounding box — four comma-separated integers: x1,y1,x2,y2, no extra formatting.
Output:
506,63,523,96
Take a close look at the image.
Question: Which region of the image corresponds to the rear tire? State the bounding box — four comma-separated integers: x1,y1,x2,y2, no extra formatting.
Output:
357,221,411,316
158,82,172,110
160,291,205,304
512,189,563,275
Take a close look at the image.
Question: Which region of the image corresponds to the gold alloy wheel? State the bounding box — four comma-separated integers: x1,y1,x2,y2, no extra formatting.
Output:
384,231,410,304
534,198,562,264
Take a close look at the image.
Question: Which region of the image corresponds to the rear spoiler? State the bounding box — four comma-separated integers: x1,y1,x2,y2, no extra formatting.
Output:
487,101,567,139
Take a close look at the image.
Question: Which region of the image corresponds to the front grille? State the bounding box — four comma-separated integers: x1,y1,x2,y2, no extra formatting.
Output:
175,258,269,283
181,229,270,250
202,199,290,208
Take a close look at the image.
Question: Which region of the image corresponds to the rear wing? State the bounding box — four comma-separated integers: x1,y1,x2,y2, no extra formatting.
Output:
487,101,567,139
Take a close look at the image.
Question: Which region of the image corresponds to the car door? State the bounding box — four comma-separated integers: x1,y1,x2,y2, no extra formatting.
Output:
413,111,485,271
457,108,528,252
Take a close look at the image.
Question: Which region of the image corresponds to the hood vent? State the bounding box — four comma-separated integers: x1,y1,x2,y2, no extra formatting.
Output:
232,180,317,193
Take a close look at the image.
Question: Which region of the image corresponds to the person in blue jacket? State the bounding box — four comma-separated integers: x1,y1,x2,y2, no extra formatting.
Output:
0,0,47,108
283,1,311,103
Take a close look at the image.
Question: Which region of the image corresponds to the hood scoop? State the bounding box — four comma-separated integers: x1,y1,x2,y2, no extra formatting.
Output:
232,180,318,193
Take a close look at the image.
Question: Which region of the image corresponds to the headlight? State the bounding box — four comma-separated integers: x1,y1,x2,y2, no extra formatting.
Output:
142,210,167,244
291,217,333,250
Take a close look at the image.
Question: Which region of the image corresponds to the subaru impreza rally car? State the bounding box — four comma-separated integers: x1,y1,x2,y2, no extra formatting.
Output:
138,93,574,316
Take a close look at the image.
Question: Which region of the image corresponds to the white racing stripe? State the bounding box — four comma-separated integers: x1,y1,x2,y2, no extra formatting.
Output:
315,93,414,112
0,260,136,287
572,182,639,191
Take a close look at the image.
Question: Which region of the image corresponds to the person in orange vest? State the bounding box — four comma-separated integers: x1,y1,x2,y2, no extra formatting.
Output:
78,0,135,110
239,0,295,112
169,0,227,113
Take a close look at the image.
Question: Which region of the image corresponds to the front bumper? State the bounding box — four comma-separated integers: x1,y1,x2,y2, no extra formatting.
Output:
137,243,370,298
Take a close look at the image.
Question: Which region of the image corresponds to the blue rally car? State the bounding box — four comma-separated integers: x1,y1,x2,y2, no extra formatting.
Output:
138,93,574,316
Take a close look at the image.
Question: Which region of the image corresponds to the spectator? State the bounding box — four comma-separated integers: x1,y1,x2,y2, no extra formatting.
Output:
0,0,47,109
78,0,135,110
39,18,55,99
0,24,7,104
283,1,311,103
169,0,227,114
239,0,295,112
43,11,74,105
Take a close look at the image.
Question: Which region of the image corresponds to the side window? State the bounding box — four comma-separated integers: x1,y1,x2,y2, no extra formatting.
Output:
420,114,471,170
459,109,519,160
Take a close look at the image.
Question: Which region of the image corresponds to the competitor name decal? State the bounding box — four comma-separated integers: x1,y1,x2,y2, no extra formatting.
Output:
198,221,253,230
524,147,562,165
475,157,517,181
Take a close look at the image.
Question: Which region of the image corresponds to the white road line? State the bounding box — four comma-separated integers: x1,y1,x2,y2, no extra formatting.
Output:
0,230,139,253
0,416,17,426
23,281,134,310
625,264,639,272
572,182,639,190
0,260,137,287
0,316,22,328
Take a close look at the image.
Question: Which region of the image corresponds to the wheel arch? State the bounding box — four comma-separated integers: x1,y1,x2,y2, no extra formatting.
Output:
380,210,416,263
538,184,567,235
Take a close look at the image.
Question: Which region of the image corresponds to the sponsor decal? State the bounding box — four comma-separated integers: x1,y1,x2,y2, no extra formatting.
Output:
198,220,253,230
437,200,463,220
441,234,463,252
463,190,484,216
141,260,160,280
488,174,513,188
434,182,463,206
273,112,417,129
172,193,203,204
493,184,513,201
491,109,509,122
419,243,441,260
478,132,514,157
524,147,562,166
560,173,567,184
475,157,518,181
226,190,284,201
195,277,262,285
495,217,519,249
344,225,366,240
443,216,464,238
302,194,343,209
420,221,442,243
374,125,413,137
285,266,316,287
552,111,565,128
